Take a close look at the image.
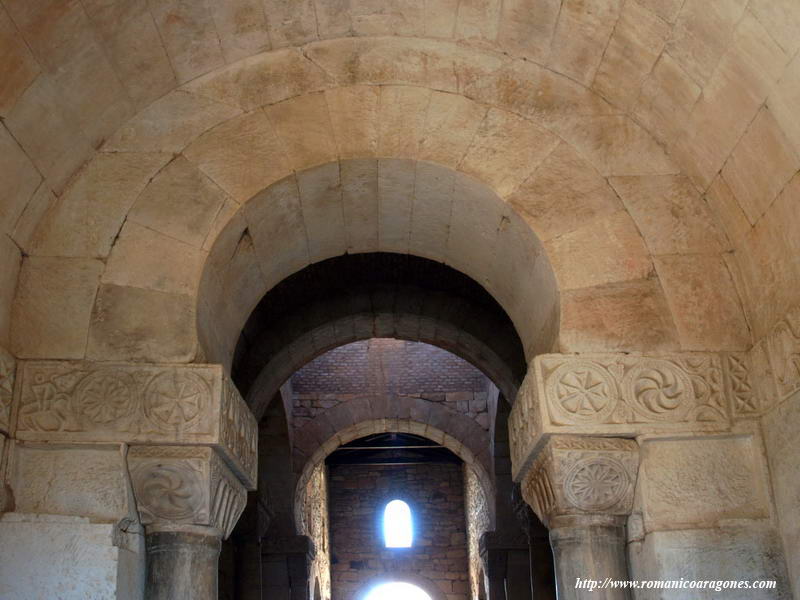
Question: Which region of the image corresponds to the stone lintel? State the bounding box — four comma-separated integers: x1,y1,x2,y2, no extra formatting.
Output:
520,435,639,528
509,352,732,480
11,360,257,489
127,445,246,539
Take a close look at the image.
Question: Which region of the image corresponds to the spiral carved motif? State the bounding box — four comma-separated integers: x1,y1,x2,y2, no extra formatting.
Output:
133,462,203,521
564,457,629,511
623,361,691,421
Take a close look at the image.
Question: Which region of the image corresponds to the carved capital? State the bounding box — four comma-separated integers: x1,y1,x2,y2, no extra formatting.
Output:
128,445,246,539
520,436,639,527
510,353,730,479
0,346,15,435
14,361,257,488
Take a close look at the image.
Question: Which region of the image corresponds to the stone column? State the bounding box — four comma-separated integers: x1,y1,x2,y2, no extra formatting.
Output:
520,436,639,600
128,445,248,600
1,360,258,600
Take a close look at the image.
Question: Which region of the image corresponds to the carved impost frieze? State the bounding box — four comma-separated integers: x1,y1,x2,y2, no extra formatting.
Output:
721,305,800,418
520,436,639,527
510,353,731,479
12,361,257,489
127,445,246,539
0,346,15,435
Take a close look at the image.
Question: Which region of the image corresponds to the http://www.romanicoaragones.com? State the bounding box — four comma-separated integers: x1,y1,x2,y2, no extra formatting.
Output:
575,578,778,593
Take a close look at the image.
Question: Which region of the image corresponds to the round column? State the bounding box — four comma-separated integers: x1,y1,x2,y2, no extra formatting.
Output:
519,436,640,600
548,515,630,600
145,527,223,600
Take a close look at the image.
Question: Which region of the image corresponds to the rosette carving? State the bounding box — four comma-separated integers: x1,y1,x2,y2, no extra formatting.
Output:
520,435,639,526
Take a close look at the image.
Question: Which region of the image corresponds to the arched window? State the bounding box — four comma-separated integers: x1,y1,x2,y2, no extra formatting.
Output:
383,499,413,548
364,582,432,600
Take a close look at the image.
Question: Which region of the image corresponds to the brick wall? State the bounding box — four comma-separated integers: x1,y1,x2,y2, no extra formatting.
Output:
292,339,489,395
291,339,492,433
328,462,470,600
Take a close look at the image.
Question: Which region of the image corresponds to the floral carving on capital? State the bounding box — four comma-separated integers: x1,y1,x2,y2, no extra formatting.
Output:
519,435,639,526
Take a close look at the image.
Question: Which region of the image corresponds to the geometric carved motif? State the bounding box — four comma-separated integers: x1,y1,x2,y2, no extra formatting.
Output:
540,354,726,426
14,361,257,489
765,305,800,402
520,435,639,526
564,457,629,511
128,445,246,538
509,353,730,481
0,346,15,434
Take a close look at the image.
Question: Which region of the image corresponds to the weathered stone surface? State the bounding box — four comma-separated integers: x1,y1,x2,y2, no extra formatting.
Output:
184,47,331,111
325,86,380,159
544,211,652,291
29,152,170,258
610,175,727,254
3,76,93,193
763,389,800,595
593,1,670,110
11,257,103,359
559,279,680,353
672,13,788,189
553,115,677,177
0,236,22,348
722,106,799,225
377,85,430,158
86,284,196,363
418,92,486,166
104,91,242,153
496,0,560,62
0,514,142,600
11,444,129,520
704,174,751,245
82,0,176,108
638,435,770,530
630,528,792,600
102,222,206,296
147,0,225,83
0,346,15,434
509,353,730,479
242,176,309,286
460,108,559,197
264,92,338,169
15,361,257,488
0,10,40,116
129,156,228,248
209,0,269,62
666,0,749,85
183,110,291,203
633,52,701,145
547,0,623,86
507,142,622,241
654,254,750,351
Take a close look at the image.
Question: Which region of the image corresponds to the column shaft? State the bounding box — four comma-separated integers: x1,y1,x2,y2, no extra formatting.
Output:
549,516,630,600
145,529,222,600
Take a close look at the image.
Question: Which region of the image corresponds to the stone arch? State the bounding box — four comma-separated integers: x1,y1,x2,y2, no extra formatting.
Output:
10,39,750,366
295,419,494,534
352,573,450,600
232,252,527,418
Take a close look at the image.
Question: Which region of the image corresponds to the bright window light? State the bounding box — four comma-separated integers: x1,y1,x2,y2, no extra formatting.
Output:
364,582,432,600
383,499,413,548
